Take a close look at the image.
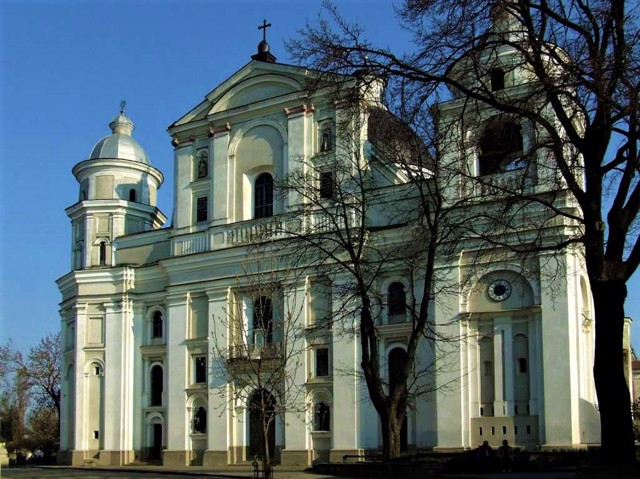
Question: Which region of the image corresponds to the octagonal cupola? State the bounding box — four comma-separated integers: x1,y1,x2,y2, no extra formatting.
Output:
66,103,167,270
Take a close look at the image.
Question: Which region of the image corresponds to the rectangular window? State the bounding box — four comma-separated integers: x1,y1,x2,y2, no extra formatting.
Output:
194,356,207,384
196,196,208,223
319,172,334,199
518,357,527,373
315,348,329,377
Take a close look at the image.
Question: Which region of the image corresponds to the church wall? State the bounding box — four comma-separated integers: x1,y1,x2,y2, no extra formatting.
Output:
59,49,601,468
115,241,170,266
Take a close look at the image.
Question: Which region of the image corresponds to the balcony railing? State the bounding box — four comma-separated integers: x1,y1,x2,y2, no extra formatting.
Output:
228,341,283,361
170,209,361,257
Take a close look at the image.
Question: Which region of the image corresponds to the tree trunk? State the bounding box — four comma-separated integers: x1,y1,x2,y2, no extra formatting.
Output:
592,278,636,465
380,406,404,460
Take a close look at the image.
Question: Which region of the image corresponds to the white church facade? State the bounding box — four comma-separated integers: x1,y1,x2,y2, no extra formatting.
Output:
57,23,603,467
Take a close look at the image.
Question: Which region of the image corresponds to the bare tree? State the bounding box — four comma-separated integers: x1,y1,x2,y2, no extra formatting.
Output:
288,0,640,465
0,332,61,454
272,81,464,460
210,247,307,478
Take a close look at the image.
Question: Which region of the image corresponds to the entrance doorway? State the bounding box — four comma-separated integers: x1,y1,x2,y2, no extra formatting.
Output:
248,389,276,460
150,423,162,460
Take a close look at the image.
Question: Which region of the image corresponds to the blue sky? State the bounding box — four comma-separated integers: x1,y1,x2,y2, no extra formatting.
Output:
1,0,639,355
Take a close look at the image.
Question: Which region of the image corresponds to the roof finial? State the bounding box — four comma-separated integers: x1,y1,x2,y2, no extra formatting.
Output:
120,100,127,114
258,19,271,42
252,20,277,63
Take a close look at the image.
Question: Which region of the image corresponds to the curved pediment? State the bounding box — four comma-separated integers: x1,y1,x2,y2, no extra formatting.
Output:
208,74,302,115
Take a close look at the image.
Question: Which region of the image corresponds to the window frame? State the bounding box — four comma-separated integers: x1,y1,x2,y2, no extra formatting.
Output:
193,355,207,384
195,195,208,223
151,310,163,339
315,347,330,378
254,173,274,219
319,171,334,200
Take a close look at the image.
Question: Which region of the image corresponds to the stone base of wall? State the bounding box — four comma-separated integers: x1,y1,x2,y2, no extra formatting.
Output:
203,450,229,466
56,450,72,465
162,450,188,467
329,448,365,463
280,449,312,467
98,450,135,466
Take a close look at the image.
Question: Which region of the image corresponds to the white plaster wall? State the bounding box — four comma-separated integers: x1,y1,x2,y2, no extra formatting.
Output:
207,288,231,453
538,252,577,446
166,295,189,452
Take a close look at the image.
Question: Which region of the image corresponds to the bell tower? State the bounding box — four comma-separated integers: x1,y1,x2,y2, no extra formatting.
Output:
66,103,166,269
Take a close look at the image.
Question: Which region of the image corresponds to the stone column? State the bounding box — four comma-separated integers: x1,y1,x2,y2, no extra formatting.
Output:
494,317,513,417
131,301,145,454
71,303,87,465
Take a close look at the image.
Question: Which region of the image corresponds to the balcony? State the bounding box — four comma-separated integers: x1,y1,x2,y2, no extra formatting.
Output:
171,217,287,256
461,168,535,199
170,208,360,257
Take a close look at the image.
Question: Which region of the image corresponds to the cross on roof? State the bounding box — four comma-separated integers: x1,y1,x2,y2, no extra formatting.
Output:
258,19,271,42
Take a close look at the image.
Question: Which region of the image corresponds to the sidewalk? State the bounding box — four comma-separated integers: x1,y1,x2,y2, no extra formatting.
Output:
38,464,581,479
40,464,355,479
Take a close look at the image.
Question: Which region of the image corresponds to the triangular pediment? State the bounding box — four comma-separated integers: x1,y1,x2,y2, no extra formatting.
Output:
171,61,312,128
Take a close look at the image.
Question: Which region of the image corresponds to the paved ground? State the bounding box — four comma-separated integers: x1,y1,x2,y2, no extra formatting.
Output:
0,465,582,479
1,465,344,479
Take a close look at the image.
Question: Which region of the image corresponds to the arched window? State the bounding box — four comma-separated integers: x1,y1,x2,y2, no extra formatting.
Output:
254,173,274,219
99,242,107,266
388,347,408,392
253,296,273,346
129,189,137,202
388,282,406,323
152,311,163,339
314,401,331,431
478,119,524,175
150,365,163,406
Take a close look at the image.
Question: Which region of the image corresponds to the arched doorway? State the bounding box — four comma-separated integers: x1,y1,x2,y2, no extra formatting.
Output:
248,389,276,461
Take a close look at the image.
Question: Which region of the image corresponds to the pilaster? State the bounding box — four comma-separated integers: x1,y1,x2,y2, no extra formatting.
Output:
285,104,314,209
165,293,189,463
210,123,231,225
205,288,231,464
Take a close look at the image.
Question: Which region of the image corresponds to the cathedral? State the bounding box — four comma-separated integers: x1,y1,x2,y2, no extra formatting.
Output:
57,15,605,468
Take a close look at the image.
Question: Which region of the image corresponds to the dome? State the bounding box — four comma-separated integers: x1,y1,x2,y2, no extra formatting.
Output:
88,108,150,164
